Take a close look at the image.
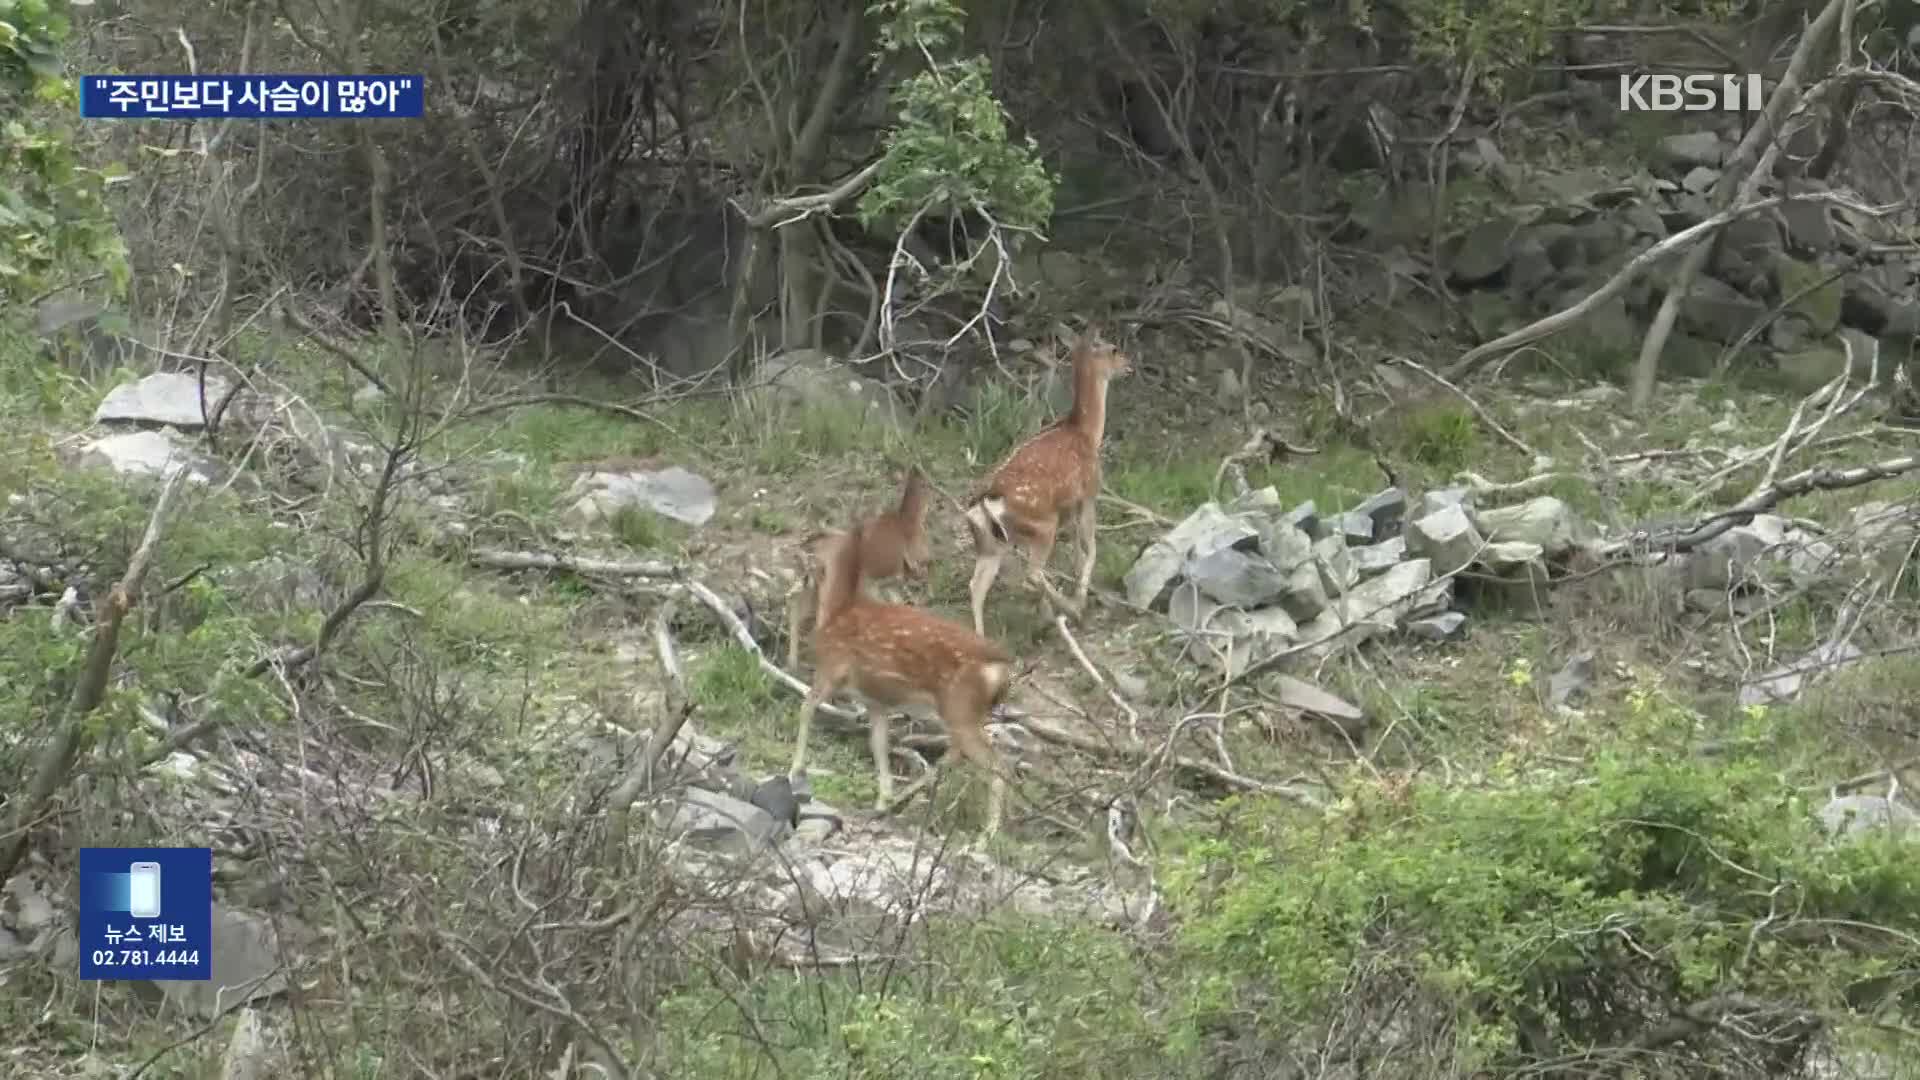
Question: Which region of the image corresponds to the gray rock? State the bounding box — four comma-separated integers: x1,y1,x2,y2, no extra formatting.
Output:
1186,547,1289,609
94,371,227,428
1407,504,1484,577
749,774,800,828
1473,496,1588,558
1622,202,1668,239
80,430,220,485
1655,131,1725,170
1279,500,1319,537
565,464,716,528
1548,651,1596,708
1686,515,1788,591
1819,795,1919,840
1677,274,1769,344
1351,536,1406,577
1478,540,1549,586
1451,218,1524,285
1125,503,1260,610
1259,520,1316,571
1853,502,1917,548
1415,486,1472,520
1779,199,1836,252
1334,512,1375,544
1737,640,1866,707
1681,166,1720,194
1784,532,1840,589
1507,235,1556,296
1273,675,1364,733
146,905,287,1020
661,788,784,856
1353,486,1409,536
1405,611,1467,640
1279,559,1331,621
1312,534,1358,596
1340,558,1434,630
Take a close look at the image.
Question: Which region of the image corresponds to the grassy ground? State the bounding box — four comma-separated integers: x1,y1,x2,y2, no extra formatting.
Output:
3,314,1919,1076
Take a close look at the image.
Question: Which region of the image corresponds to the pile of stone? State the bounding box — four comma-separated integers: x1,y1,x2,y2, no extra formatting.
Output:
1122,482,1598,676
1438,125,1915,390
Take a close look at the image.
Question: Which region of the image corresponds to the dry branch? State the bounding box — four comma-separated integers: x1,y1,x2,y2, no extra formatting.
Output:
605,598,695,864
467,548,683,579
1598,453,1920,559
149,442,413,761
1,469,189,884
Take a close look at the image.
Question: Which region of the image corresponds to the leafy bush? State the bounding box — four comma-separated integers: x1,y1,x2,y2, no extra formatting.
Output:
1168,694,1920,1074
1,0,127,298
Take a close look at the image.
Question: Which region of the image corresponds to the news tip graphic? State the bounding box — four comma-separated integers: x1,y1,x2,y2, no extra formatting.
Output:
79,74,425,120
79,847,213,981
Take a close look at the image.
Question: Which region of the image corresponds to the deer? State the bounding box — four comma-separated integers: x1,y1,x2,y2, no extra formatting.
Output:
962,330,1133,636
784,465,933,672
789,513,1016,839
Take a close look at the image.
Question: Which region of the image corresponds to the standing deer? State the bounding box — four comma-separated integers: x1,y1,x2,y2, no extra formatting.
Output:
789,515,1015,838
784,465,933,671
963,331,1133,635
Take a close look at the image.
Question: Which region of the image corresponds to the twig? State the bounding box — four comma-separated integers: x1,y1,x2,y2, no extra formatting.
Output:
280,302,392,396
1053,614,1140,741
0,470,189,884
1209,428,1320,503
1389,355,1534,457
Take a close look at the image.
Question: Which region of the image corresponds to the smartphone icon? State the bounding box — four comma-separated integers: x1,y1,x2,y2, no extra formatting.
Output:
127,862,162,919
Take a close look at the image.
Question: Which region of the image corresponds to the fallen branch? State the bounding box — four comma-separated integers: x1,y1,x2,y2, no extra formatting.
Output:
1597,453,1920,560
2,469,189,884
468,548,683,579
1683,338,1880,510
672,579,864,722
1443,192,1886,379
1054,614,1141,741
605,597,695,864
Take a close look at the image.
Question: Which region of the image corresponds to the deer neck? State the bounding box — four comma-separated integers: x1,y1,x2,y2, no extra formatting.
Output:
1067,361,1111,447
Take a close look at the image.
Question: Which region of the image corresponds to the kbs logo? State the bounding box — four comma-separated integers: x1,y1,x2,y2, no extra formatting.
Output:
1618,73,1764,112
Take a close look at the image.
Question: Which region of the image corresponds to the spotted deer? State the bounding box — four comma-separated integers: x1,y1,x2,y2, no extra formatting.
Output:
784,465,933,671
962,331,1133,635
789,515,1015,838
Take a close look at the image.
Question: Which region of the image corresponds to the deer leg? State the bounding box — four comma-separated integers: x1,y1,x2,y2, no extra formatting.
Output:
868,710,894,811
790,666,843,780
968,549,1005,637
783,578,809,672
1025,521,1082,620
1072,497,1099,607
942,694,1007,839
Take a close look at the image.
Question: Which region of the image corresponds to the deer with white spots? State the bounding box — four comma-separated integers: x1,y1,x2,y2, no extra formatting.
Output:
963,330,1133,635
784,465,933,672
789,513,1016,838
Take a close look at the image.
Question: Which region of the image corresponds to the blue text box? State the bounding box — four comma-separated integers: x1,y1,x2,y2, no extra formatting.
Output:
79,847,213,980
80,75,424,119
